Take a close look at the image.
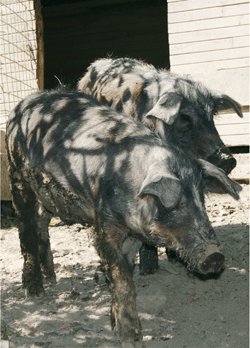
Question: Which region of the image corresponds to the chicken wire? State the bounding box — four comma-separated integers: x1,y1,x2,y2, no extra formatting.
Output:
0,0,39,131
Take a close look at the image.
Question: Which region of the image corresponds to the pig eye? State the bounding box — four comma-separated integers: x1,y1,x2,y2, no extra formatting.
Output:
179,113,192,132
180,113,192,124
154,198,177,221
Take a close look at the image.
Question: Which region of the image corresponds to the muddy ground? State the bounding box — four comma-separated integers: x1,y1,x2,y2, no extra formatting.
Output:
1,184,249,348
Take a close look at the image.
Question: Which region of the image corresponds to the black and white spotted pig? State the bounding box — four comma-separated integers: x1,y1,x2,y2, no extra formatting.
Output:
78,57,243,174
6,90,241,347
78,57,243,274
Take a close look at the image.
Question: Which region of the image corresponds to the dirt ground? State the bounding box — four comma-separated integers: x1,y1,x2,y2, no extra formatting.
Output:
1,184,249,348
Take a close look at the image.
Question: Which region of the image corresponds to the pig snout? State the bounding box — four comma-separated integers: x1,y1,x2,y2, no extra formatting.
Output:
207,148,236,175
190,242,225,274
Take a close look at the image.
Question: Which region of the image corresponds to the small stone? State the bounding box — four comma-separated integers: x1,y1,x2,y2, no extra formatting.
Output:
80,295,91,302
69,289,80,299
142,335,156,341
160,334,173,340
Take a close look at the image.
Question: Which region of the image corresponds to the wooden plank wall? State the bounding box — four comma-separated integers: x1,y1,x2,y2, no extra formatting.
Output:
168,0,249,147
168,0,249,72
42,0,169,89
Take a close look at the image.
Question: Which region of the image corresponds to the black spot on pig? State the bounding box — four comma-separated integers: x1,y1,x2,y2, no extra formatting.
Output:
116,100,123,113
100,95,109,105
87,67,98,90
118,76,124,87
122,88,131,103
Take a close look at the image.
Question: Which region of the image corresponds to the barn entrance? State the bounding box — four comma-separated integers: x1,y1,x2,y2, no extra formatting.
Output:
41,0,169,89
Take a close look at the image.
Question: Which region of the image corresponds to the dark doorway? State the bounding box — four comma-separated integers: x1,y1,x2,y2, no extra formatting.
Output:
41,0,169,89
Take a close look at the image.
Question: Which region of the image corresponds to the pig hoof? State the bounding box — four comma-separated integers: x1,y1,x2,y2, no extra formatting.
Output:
198,252,225,274
24,285,45,298
43,274,57,285
139,265,159,275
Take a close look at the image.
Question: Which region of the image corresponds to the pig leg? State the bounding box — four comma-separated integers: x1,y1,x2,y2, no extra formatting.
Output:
95,224,142,347
139,243,159,275
35,202,56,284
11,173,44,297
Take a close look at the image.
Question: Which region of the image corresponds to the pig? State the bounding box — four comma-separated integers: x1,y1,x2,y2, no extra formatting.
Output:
6,90,241,348
78,57,243,174
78,57,244,274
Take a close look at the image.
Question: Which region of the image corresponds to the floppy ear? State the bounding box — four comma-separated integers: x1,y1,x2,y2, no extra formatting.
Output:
199,159,242,200
137,160,182,209
145,92,182,126
213,93,243,118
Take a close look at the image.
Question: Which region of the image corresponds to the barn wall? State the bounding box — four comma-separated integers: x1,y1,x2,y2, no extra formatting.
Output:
168,0,249,147
0,0,40,200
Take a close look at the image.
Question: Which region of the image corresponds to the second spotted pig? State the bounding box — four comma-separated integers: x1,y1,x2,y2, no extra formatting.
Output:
78,57,243,174
78,57,243,274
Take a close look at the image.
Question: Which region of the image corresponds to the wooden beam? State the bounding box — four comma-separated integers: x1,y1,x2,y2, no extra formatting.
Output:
34,0,44,90
42,0,145,18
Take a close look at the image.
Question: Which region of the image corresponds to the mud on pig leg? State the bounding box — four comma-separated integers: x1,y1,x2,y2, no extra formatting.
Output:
35,201,56,284
11,175,44,297
95,223,142,347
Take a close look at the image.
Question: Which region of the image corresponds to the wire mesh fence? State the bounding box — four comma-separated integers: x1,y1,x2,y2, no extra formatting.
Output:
0,0,39,131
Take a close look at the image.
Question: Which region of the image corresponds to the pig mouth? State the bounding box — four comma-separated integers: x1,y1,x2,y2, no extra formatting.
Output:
169,242,225,275
148,226,225,274
206,148,236,175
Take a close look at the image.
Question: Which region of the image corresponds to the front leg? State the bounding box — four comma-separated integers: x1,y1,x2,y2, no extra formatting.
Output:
95,223,142,347
109,263,142,348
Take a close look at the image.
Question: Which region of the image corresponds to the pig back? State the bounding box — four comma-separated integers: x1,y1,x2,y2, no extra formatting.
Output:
6,90,168,223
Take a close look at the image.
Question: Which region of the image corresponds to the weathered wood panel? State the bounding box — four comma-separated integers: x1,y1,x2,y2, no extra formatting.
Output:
172,47,249,65
169,14,249,34
215,110,249,147
216,123,249,136
219,135,249,147
168,3,249,23
215,109,249,125
169,25,248,45
170,36,249,55
168,0,248,13
168,1,249,71
173,58,249,73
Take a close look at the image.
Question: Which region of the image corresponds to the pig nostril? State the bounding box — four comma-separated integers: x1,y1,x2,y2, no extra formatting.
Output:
199,252,225,274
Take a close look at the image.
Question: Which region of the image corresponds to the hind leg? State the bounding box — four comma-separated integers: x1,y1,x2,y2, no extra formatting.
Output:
11,174,44,297
139,243,159,275
36,202,56,284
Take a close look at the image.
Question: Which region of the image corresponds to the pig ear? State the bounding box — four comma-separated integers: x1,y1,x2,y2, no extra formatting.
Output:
199,159,242,200
138,161,182,209
145,92,182,126
213,93,243,118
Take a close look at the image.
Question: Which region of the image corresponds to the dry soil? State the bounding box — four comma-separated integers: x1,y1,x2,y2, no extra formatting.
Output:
1,185,249,348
